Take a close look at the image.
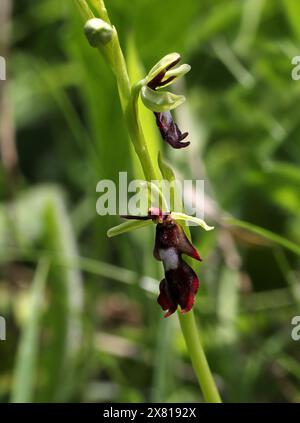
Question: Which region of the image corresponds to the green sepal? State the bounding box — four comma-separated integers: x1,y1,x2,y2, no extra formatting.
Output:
157,64,191,89
146,53,181,83
107,219,152,238
171,212,214,231
141,86,185,112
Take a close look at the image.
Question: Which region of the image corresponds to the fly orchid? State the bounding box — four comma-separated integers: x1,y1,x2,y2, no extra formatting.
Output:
108,207,214,317
134,53,191,149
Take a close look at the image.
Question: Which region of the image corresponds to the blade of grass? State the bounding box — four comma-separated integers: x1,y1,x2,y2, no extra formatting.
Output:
234,0,266,54
5,186,84,401
42,189,84,401
216,267,239,345
151,318,175,403
227,217,300,256
11,258,50,403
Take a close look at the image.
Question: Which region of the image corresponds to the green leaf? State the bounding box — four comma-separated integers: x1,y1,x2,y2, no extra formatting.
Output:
227,218,300,256
7,186,84,401
11,258,50,403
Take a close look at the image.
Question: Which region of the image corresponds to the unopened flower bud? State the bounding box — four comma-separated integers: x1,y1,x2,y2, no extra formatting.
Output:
84,18,113,48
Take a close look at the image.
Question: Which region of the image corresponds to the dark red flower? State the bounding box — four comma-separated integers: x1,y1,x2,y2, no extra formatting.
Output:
122,209,201,317
154,112,190,149
154,213,201,317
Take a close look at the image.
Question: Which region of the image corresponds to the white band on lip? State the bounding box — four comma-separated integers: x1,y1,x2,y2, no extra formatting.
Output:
159,248,179,271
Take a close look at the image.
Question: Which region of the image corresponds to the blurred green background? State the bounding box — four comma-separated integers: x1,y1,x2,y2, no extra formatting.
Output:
0,0,300,403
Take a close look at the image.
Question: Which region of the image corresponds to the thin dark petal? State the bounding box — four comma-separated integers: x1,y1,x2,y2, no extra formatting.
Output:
156,75,176,88
166,121,190,149
121,208,168,222
168,139,190,149
179,132,188,141
165,56,181,71
148,70,166,90
121,215,151,220
148,56,181,90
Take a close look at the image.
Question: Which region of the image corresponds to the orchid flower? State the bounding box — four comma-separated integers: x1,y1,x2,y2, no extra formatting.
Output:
108,208,213,317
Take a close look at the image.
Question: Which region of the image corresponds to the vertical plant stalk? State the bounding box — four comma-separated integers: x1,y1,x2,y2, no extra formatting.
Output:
75,0,221,403
178,312,221,402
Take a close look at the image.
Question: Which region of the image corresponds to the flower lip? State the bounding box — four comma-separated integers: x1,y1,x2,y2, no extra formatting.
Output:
155,111,190,149
121,208,202,317
157,260,199,317
154,217,201,317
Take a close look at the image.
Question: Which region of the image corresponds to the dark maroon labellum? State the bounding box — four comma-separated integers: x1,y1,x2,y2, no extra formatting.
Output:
122,210,201,317
155,111,190,149
154,214,201,317
157,259,199,317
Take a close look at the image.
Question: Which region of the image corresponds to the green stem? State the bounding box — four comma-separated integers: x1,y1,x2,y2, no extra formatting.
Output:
178,312,222,403
75,0,222,403
112,43,158,181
